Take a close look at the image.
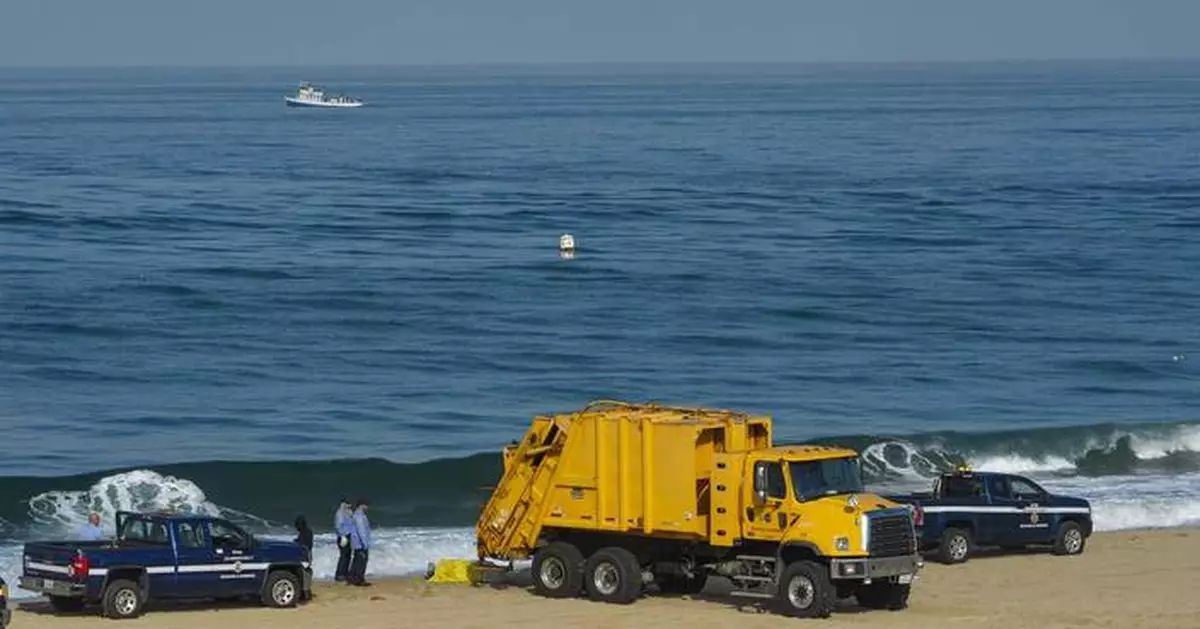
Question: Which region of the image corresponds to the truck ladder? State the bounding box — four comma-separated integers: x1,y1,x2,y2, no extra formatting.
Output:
477,417,572,558
729,555,778,600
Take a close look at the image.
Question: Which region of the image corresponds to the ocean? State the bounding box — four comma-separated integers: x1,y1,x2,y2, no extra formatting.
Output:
1,61,1198,596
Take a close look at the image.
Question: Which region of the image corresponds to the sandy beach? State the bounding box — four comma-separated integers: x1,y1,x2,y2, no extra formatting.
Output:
10,528,1198,629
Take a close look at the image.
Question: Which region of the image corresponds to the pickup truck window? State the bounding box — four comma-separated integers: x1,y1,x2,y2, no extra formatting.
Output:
790,458,865,502
942,476,985,498
176,522,205,548
209,520,251,550
1009,477,1045,500
119,517,170,545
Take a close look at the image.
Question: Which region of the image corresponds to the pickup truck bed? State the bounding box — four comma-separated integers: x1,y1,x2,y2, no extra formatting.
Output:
887,470,1092,564
20,511,312,619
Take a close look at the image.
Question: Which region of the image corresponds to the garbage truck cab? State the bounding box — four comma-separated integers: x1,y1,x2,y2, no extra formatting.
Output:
476,401,921,618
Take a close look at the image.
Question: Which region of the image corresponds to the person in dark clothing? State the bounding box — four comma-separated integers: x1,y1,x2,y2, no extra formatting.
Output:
347,498,372,586
293,515,315,601
293,515,314,561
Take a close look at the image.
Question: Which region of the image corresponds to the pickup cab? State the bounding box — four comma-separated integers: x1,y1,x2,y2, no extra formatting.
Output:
18,511,312,619
1,575,10,628
887,469,1092,564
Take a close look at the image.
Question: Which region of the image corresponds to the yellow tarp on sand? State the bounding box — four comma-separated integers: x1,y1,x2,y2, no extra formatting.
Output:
425,559,476,584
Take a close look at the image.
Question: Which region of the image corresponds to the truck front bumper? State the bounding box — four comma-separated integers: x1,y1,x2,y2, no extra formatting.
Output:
830,554,922,581
18,576,86,598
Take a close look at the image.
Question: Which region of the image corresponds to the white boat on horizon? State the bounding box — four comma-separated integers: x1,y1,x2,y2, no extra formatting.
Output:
285,83,363,108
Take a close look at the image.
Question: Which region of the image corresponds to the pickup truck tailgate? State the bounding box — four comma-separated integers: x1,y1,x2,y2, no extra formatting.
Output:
22,543,79,578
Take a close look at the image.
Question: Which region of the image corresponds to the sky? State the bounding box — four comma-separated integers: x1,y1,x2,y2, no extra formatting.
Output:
0,0,1198,67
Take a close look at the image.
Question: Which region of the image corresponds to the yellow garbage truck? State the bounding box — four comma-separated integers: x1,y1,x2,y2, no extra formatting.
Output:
475,401,921,618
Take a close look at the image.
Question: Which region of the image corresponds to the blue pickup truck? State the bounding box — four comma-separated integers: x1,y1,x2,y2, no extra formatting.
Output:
18,511,312,619
887,469,1093,564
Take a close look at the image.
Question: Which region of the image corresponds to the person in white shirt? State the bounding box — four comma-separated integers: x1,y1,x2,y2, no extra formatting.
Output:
78,513,104,541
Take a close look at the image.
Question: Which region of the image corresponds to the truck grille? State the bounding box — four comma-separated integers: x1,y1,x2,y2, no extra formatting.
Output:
869,513,915,557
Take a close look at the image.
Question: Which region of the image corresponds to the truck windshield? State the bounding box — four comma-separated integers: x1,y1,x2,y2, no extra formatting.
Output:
790,458,865,501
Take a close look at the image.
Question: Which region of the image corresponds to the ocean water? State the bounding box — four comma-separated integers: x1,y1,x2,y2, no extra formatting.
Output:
1,61,1199,596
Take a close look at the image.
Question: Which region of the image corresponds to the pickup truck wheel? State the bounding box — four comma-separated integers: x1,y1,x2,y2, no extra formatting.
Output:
48,595,85,613
101,579,144,620
262,570,301,608
532,542,585,598
1052,521,1086,556
937,527,972,564
583,546,642,604
654,572,707,595
775,560,835,619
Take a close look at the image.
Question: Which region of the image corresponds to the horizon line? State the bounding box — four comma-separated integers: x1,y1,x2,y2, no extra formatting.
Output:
1,55,1197,71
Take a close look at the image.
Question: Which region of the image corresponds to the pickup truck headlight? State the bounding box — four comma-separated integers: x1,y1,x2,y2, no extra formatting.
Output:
835,536,850,551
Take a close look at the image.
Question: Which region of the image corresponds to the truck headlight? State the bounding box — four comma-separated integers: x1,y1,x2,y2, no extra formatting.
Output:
835,536,850,551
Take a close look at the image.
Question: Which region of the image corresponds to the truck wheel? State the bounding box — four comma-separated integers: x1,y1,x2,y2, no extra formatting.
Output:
937,527,972,564
48,595,85,613
1052,521,1086,556
856,582,911,611
655,572,707,595
775,560,835,619
101,579,144,620
531,541,585,598
583,546,642,605
262,570,301,608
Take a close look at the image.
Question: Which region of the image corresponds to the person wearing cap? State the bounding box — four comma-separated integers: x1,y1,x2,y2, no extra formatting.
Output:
348,498,372,586
334,499,354,582
78,513,104,541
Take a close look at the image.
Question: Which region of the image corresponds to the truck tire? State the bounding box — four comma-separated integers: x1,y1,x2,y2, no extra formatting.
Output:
775,560,835,619
654,571,707,595
582,546,642,605
101,579,144,620
262,570,301,608
937,527,972,564
48,595,85,613
1052,521,1086,556
855,582,911,611
532,541,585,598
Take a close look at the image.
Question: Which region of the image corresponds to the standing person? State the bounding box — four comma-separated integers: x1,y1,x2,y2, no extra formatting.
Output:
293,515,314,561
348,499,372,586
334,499,354,582
78,513,104,540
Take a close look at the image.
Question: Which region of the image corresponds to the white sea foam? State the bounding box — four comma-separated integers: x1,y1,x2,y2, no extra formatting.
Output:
1127,424,1200,459
966,453,1076,475
860,423,1200,482
303,528,475,580
26,469,221,538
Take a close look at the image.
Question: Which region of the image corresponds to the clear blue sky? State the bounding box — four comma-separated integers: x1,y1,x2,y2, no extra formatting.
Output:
1,0,1197,67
